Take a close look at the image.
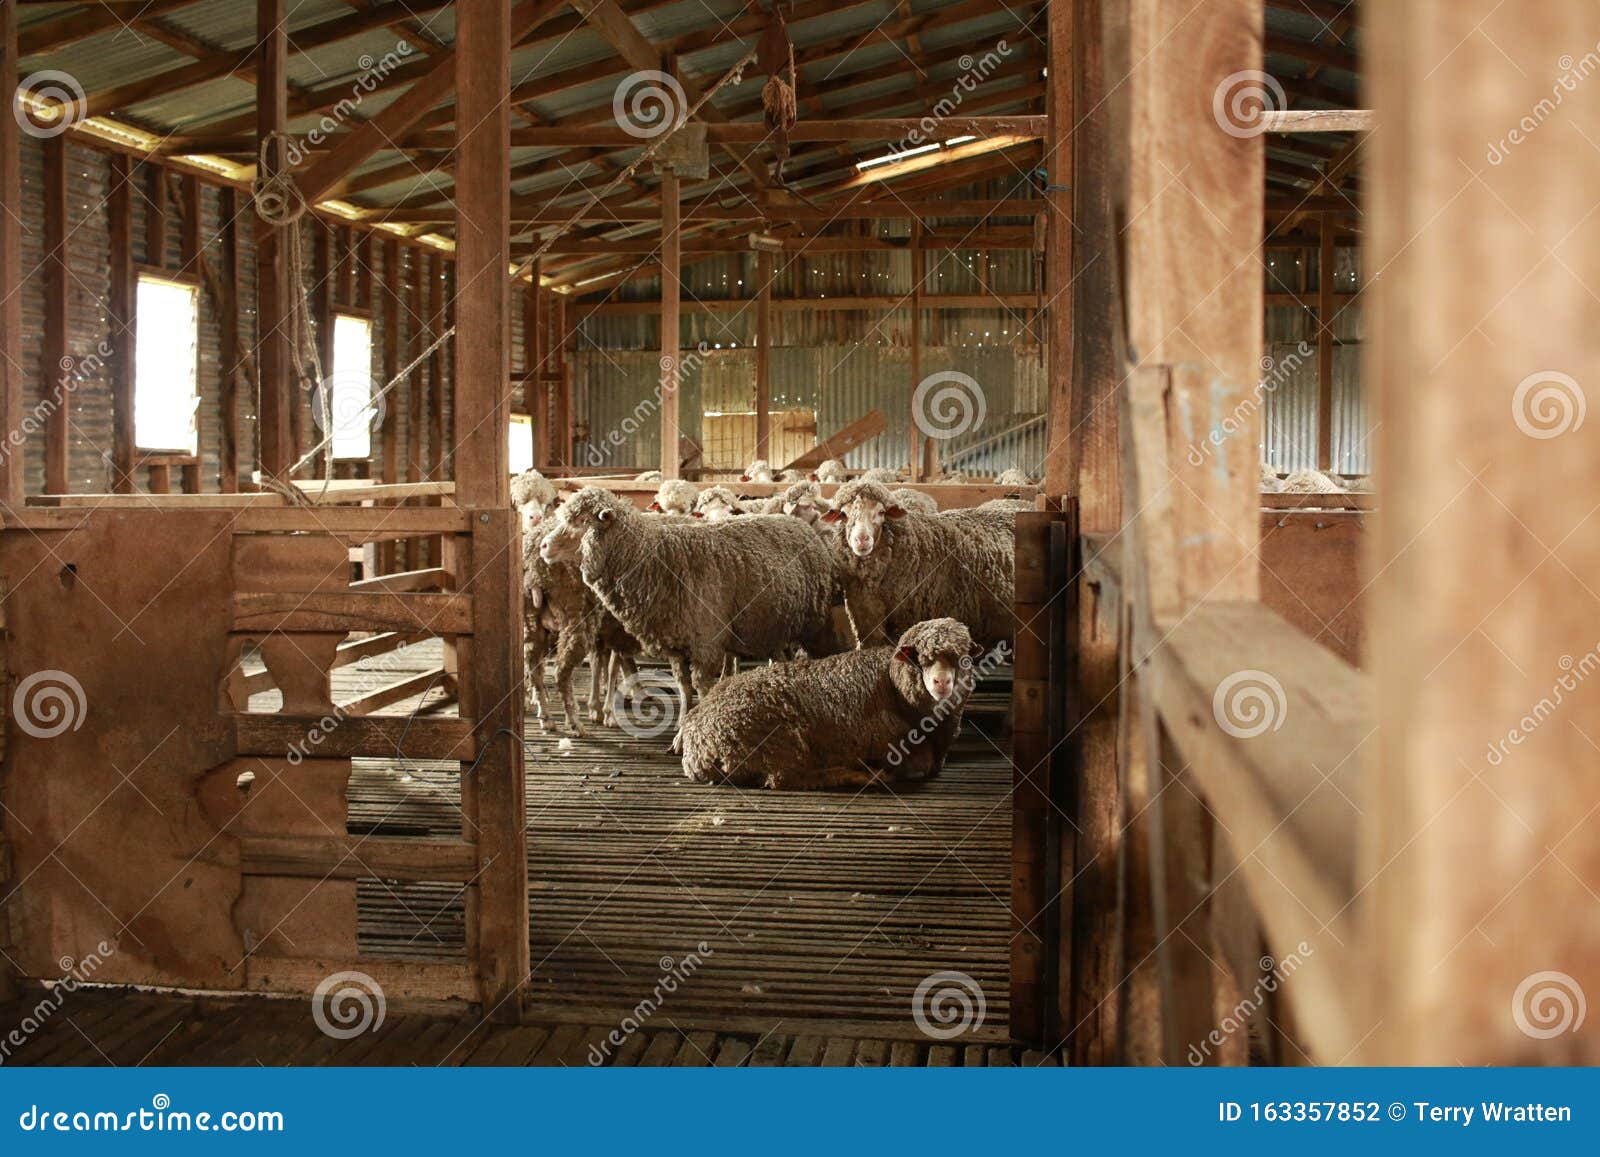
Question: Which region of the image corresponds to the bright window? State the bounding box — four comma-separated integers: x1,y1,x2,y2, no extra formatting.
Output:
509,413,534,474
134,274,199,453
329,313,376,459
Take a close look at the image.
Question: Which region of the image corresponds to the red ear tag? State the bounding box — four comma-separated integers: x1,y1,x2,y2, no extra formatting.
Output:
885,506,906,519
821,509,844,523
895,646,915,664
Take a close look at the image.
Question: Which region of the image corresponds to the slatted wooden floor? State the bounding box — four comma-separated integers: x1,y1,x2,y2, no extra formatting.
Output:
0,992,1057,1067
248,641,1015,1042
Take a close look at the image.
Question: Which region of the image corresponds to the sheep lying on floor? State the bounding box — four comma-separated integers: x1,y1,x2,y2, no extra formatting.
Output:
676,618,982,790
813,458,848,483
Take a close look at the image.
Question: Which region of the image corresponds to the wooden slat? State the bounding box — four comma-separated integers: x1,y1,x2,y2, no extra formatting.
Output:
239,835,477,882
255,0,294,478
780,409,889,471
233,591,471,634
339,667,449,716
348,567,448,593
245,958,477,1003
233,714,477,760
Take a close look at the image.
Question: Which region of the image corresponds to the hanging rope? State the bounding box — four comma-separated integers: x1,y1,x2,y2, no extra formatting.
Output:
758,4,797,185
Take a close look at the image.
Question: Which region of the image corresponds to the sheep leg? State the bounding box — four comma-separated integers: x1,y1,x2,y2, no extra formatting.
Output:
523,640,551,730
668,653,695,717
587,645,608,722
554,638,587,739
600,651,620,728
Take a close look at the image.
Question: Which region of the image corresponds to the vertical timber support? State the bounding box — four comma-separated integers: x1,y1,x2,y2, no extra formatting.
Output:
42,137,68,496
1117,0,1265,1066
909,221,926,480
0,1,22,504
755,251,772,462
659,168,681,479
1366,0,1600,1066
108,155,135,494
1316,212,1335,470
378,238,401,573
218,187,241,493
1042,0,1075,498
255,0,294,479
454,0,528,1020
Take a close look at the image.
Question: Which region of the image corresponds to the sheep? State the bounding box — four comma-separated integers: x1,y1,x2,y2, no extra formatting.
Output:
522,527,640,737
995,467,1032,487
861,467,902,484
812,459,848,484
741,459,775,483
510,468,557,535
694,485,746,523
1259,464,1286,493
540,487,840,721
649,478,698,515
823,478,1015,649
889,487,939,516
776,468,806,483
677,618,984,790
978,497,1032,512
634,469,663,483
1281,467,1344,494
777,480,826,527
936,470,967,485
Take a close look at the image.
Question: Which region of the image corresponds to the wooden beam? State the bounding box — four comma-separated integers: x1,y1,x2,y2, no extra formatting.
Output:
781,409,889,472
42,137,69,495
909,221,926,479
659,167,681,479
1043,0,1073,497
107,155,135,494
455,0,527,1021
217,186,241,492
427,252,445,486
515,229,1038,256
1260,109,1374,133
755,250,772,461
256,0,294,478
18,0,202,56
1316,211,1335,469
0,0,17,504
373,197,1043,226
378,237,401,572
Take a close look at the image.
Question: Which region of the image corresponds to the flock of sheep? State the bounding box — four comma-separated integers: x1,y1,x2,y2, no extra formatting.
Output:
512,460,1034,792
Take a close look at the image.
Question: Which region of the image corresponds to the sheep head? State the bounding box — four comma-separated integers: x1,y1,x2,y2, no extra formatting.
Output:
541,486,630,562
694,485,743,523
891,618,985,705
814,458,847,484
651,479,698,516
779,480,824,525
822,478,904,558
742,459,775,483
510,468,558,535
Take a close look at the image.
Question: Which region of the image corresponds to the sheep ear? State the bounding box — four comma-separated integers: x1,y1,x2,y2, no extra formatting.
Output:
597,508,615,523
647,501,662,511
691,510,704,518
820,508,844,523
740,474,750,482
968,640,987,660
808,472,819,481
885,505,907,519
894,645,916,664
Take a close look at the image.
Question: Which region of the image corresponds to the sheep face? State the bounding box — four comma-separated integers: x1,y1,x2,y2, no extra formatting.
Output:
695,486,742,523
822,480,904,558
779,481,824,525
510,469,557,535
741,459,775,483
892,618,983,705
540,486,627,563
650,479,698,516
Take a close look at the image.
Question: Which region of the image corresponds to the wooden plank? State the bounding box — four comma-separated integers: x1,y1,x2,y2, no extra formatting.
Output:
233,714,477,760
426,252,445,486
255,0,294,478
232,591,472,634
339,666,449,716
348,567,449,593
908,221,926,478
660,167,681,479
1042,0,1073,497
1259,108,1373,134
583,293,1039,317
780,409,889,471
40,136,69,495
245,958,477,1003
238,835,477,882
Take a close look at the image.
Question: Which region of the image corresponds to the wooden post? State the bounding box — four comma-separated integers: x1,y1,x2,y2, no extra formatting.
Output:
427,252,445,485
255,0,294,479
43,138,69,496
379,238,401,573
311,223,333,479
1066,0,1126,1067
1366,0,1600,1066
145,164,168,268
0,0,22,504
909,221,925,479
755,250,772,462
454,0,527,1019
1316,211,1335,470
553,292,571,468
1042,0,1075,498
405,251,425,571
217,186,240,492
523,262,546,464
660,167,681,478
108,155,135,494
